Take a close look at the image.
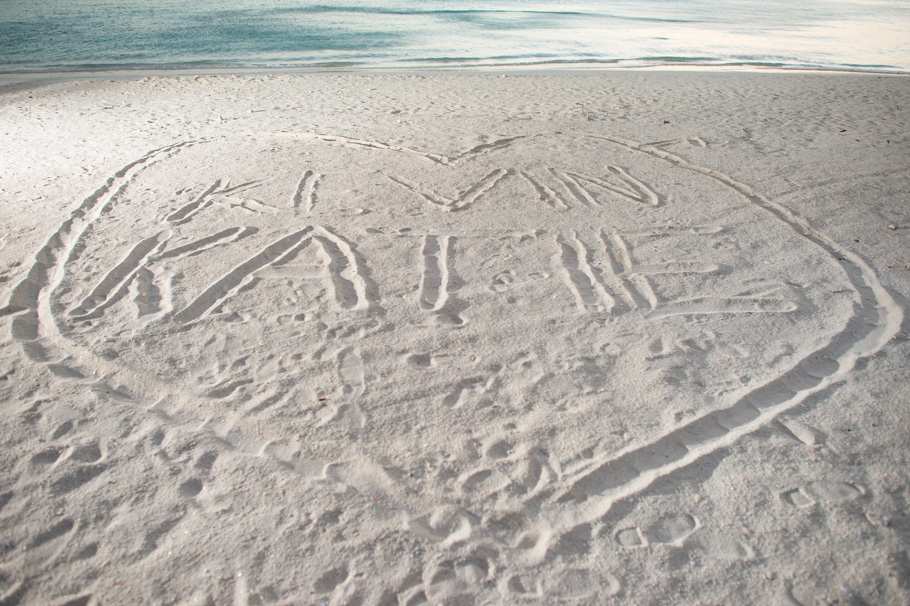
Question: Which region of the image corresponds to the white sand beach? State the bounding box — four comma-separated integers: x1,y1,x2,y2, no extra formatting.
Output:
0,72,908,605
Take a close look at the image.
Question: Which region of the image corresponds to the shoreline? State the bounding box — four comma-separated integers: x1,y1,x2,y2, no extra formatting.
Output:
2,62,908,90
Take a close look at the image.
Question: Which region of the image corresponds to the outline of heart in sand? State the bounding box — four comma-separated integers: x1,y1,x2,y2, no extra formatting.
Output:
4,131,901,551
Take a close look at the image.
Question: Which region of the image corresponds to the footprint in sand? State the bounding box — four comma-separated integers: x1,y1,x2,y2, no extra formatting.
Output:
782,480,864,508
615,512,700,547
503,566,621,601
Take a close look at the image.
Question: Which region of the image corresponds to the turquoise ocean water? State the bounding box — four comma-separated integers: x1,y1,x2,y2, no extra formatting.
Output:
1,0,908,74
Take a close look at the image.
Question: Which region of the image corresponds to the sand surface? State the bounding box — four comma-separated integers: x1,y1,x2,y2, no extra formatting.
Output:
0,72,908,605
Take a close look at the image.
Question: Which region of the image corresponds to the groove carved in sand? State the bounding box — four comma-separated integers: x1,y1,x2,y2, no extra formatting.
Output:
5,131,901,575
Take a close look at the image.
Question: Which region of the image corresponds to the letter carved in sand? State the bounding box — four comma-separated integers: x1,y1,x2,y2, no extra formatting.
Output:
6,132,899,571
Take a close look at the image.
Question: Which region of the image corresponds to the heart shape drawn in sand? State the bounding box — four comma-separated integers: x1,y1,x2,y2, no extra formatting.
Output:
6,131,899,560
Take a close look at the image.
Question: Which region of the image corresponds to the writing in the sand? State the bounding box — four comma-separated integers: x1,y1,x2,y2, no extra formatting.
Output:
70,222,794,325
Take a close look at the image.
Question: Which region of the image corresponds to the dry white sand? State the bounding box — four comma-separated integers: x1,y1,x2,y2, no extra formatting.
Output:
0,72,908,605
